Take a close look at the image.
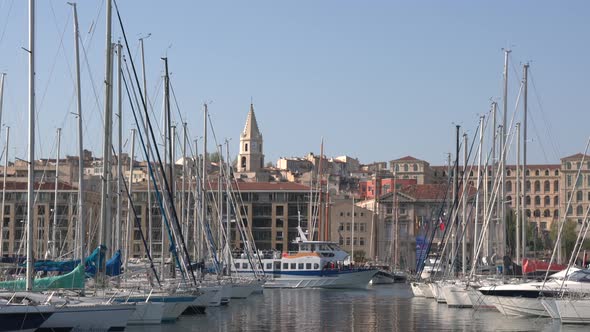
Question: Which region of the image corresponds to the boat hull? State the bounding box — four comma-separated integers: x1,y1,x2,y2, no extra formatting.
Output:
263,269,377,289
442,284,472,308
127,302,164,325
555,298,590,324
410,282,424,297
38,303,135,331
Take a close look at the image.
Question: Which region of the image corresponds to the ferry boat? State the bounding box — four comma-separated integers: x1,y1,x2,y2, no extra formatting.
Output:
232,227,377,289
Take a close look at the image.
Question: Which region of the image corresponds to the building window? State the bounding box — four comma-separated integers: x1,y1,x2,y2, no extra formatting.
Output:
526,181,531,192
507,169,511,176
544,196,550,206
346,237,351,245
525,196,531,205
340,212,344,217
506,196,512,206
534,196,541,205
534,209,541,217
577,205,584,216
359,237,365,246
534,181,540,192
541,222,547,230
577,191,583,202
544,181,550,192
245,143,248,152
360,223,366,232
339,237,344,245
554,180,559,192
506,181,512,192
543,209,551,217
413,164,418,171
535,170,540,176
545,170,550,176
567,175,572,187
346,223,351,231
555,170,559,176
339,223,344,231
526,170,530,176
567,162,572,170
567,206,573,216
404,164,409,172
554,209,559,218
526,209,531,217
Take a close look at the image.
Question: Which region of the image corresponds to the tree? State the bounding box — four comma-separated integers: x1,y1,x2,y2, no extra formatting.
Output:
265,161,273,168
505,210,546,258
208,152,221,163
550,219,578,259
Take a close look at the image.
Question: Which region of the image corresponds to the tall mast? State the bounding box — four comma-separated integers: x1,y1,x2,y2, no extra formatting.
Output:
139,36,153,258
25,0,35,291
500,49,510,260
200,104,208,262
99,0,113,275
462,133,467,275
124,129,135,276
181,122,187,238
71,2,85,263
474,115,484,262
451,125,460,275
0,73,5,130
489,101,497,259
0,127,9,257
116,42,123,253
318,138,324,240
51,128,61,258
225,139,231,275
522,63,529,265
351,196,355,263
393,171,398,269
516,123,521,264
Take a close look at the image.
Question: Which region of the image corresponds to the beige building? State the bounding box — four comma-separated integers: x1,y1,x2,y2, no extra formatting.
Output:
389,156,433,184
330,199,373,262
560,153,590,228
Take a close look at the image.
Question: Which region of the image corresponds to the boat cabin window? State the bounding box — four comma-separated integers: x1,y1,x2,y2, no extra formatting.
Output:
311,244,317,251
242,263,248,269
290,263,297,270
300,244,310,251
314,263,320,270
298,263,304,269
235,263,240,269
283,263,289,270
567,270,590,282
266,263,272,270
306,263,312,270
274,261,281,270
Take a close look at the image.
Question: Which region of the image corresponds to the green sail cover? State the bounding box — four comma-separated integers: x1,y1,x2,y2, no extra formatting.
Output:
0,263,85,291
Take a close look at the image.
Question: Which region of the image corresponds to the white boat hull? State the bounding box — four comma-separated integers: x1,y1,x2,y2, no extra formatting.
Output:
419,283,434,298
193,285,223,307
493,296,549,317
263,269,377,289
541,298,559,319
442,284,472,308
127,302,164,325
556,298,590,324
40,303,135,331
467,289,497,310
410,283,424,297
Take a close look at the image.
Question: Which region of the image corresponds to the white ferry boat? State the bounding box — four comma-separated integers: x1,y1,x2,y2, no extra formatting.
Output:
232,227,377,289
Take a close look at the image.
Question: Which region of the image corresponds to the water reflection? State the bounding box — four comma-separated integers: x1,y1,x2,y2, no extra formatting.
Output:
126,285,590,332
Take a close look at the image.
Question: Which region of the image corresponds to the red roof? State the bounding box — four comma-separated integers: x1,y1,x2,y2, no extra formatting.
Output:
561,153,590,161
398,184,448,200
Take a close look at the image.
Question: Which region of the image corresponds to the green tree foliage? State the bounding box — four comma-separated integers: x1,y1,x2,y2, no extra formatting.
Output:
550,219,579,258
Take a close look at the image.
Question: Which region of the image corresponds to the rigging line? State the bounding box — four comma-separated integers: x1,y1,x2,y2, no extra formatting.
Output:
122,60,187,284
528,109,550,163
0,0,15,48
114,1,197,285
528,69,562,161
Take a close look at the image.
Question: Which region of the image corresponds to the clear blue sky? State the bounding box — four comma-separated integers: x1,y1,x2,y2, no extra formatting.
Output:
1,0,589,167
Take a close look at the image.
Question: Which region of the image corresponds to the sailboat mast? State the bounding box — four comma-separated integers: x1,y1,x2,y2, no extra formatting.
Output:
124,129,135,276
25,0,35,291
0,127,9,257
225,139,231,275
99,0,113,273
452,125,460,275
139,37,153,259
52,128,61,258
0,73,5,130
516,123,521,264
181,122,187,238
200,104,208,262
474,115,484,262
351,196,355,263
70,2,85,263
522,63,529,264
462,133,467,275
500,49,510,260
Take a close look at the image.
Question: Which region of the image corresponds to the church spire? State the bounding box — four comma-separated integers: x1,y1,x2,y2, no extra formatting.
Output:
242,103,262,140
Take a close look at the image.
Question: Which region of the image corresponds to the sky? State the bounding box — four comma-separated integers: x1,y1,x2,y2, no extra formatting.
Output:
0,0,589,168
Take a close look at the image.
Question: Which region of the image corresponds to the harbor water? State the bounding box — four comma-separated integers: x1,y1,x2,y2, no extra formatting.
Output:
127,284,589,331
